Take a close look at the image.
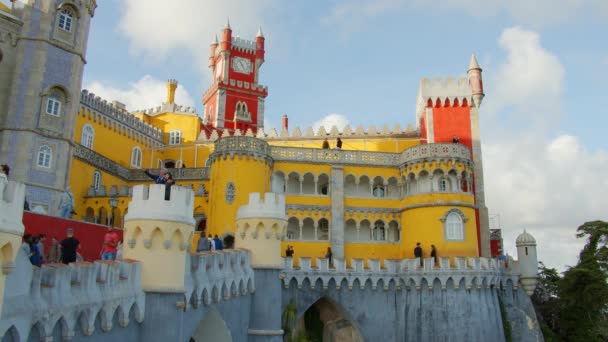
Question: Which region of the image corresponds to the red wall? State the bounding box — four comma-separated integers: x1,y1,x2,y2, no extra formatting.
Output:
22,212,123,262
490,238,502,257
431,105,473,150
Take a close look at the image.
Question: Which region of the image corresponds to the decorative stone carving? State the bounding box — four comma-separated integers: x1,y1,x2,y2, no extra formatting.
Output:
225,182,236,204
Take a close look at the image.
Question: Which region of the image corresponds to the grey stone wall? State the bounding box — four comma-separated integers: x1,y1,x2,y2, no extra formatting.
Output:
501,283,544,342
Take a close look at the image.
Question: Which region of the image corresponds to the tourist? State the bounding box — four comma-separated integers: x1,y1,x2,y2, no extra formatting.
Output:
58,186,75,219
47,236,60,263
213,235,223,250
322,138,329,149
325,247,333,267
164,172,175,200
101,226,119,260
336,137,342,149
144,168,168,184
116,240,123,260
29,235,42,267
196,233,212,252
285,245,294,257
36,234,46,264
452,135,460,144
21,234,32,259
60,228,80,264
430,244,437,266
414,242,423,266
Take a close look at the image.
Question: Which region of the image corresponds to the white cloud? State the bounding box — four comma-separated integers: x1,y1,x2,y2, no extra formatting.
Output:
117,0,275,77
312,113,350,131
324,0,606,28
86,75,195,112
480,27,608,271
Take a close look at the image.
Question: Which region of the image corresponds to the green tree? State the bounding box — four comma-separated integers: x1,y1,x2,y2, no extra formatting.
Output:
557,220,608,341
532,262,562,336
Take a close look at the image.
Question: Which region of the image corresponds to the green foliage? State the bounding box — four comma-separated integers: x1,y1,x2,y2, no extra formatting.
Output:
282,299,298,342
531,221,608,341
498,295,512,342
557,221,608,341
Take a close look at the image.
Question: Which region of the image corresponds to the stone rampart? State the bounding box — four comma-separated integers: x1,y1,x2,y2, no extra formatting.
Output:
282,256,520,291
0,252,144,341
185,249,255,308
125,184,195,225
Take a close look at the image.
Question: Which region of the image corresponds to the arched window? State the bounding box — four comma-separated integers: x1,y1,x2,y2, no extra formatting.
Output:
37,145,52,168
373,220,385,241
372,184,385,198
93,170,102,191
58,7,74,32
443,211,465,241
81,124,94,149
169,130,182,145
438,177,448,192
130,146,142,168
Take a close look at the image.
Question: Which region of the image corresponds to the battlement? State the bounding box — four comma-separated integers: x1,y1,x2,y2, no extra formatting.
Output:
135,102,197,116
415,77,473,118
231,37,257,53
197,123,418,142
0,181,25,236
186,249,255,307
125,184,195,225
202,79,268,103
237,192,286,220
80,90,164,142
281,256,520,291
0,253,144,340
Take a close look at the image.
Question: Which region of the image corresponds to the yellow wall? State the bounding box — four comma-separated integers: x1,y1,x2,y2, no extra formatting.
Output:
0,233,21,315
123,219,193,292
235,217,286,267
148,113,201,145
207,157,271,237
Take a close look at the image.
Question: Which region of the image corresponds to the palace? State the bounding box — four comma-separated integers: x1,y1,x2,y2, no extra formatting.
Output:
0,2,494,264
0,2,546,342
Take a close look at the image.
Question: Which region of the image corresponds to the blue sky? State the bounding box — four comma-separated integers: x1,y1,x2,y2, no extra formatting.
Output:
5,0,607,270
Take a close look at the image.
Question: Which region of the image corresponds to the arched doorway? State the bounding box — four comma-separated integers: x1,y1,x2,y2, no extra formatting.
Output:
293,297,363,342
190,309,232,342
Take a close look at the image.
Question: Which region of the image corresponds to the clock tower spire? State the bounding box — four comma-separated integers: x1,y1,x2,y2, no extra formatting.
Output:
202,24,268,135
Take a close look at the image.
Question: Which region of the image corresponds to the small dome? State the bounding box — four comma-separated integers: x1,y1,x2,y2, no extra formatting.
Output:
516,230,536,245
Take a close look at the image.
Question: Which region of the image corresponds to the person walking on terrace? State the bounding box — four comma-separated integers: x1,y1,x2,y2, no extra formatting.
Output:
196,233,212,252
144,168,168,184
101,226,119,260
414,242,423,266
322,138,330,149
325,247,333,267
164,172,175,200
336,137,343,150
60,228,80,264
431,244,437,266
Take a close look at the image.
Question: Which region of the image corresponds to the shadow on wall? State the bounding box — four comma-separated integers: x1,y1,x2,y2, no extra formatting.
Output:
294,297,364,342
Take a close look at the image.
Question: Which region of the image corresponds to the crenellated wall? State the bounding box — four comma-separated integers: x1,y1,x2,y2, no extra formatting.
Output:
0,252,145,342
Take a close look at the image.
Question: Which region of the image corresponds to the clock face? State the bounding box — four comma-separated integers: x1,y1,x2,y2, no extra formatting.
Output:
232,57,251,74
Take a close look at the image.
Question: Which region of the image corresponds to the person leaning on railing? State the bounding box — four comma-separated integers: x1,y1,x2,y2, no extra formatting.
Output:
144,168,168,184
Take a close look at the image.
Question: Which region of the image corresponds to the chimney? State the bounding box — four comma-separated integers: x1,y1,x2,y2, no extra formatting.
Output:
166,79,178,104
281,115,288,132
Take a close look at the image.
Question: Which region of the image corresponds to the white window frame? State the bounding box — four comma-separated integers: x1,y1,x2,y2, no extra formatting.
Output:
37,145,52,168
81,124,95,149
169,130,182,145
46,95,62,116
58,8,73,32
93,170,102,191
441,209,467,241
130,146,142,168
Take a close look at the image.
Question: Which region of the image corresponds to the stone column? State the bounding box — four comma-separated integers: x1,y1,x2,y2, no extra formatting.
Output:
330,166,345,260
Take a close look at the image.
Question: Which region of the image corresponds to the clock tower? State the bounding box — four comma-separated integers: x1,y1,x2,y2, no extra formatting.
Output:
202,21,268,134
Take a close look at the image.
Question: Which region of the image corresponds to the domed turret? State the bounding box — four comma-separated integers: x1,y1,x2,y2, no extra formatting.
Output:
516,230,538,296
516,230,536,245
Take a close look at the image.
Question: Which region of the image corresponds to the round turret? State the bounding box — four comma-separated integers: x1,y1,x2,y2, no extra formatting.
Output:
206,136,272,239
516,230,538,296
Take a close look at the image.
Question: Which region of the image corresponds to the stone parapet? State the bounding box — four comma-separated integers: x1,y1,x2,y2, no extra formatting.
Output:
125,184,195,225
281,257,520,291
80,90,163,141
186,249,255,308
416,77,473,117
0,255,145,340
209,136,272,165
